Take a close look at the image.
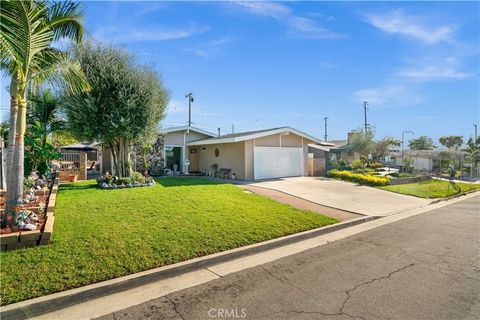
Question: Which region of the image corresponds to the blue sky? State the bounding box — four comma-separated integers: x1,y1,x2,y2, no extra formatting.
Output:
1,1,479,144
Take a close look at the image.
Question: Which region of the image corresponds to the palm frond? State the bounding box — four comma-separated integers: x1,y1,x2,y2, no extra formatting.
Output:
43,1,85,43
30,49,90,94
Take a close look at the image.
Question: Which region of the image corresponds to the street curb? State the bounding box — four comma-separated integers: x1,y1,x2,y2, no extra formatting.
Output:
0,216,378,320
429,189,480,204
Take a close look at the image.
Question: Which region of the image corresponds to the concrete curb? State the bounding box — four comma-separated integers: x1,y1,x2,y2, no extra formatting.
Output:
429,189,480,204
0,216,377,320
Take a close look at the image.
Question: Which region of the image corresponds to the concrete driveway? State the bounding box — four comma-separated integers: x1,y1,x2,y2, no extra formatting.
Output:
249,177,429,216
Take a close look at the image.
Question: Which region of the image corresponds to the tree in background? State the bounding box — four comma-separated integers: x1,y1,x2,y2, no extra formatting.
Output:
409,136,436,150
465,136,480,178
439,136,464,150
24,89,64,176
0,0,88,221
0,122,8,141
438,136,464,176
64,42,169,177
373,136,401,161
51,131,78,147
349,129,375,157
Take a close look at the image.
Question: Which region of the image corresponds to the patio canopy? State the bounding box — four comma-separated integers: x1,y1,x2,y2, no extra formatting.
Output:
60,142,98,152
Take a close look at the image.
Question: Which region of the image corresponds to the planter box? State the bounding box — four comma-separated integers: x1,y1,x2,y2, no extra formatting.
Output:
0,178,59,251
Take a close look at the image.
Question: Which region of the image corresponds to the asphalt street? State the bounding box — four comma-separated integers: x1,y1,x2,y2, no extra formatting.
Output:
97,195,480,320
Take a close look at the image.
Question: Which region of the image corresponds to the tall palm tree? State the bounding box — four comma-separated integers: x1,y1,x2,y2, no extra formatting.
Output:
0,0,89,224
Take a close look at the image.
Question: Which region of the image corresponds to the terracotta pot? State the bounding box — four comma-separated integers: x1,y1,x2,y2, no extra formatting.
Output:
68,174,78,182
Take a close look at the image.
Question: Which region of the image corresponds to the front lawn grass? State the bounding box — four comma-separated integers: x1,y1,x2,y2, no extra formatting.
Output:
379,179,480,198
0,178,337,305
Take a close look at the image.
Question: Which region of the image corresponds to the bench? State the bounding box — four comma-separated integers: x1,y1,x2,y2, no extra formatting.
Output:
218,168,231,179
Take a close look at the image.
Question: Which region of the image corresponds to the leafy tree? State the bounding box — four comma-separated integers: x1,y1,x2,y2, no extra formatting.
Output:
24,89,64,176
64,42,169,177
0,0,88,221
374,136,401,160
349,129,375,158
51,131,78,147
465,136,480,177
439,136,464,150
409,136,436,150
0,121,8,141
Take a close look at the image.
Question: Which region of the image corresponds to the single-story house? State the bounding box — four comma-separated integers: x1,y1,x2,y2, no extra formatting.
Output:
161,126,321,180
393,149,470,173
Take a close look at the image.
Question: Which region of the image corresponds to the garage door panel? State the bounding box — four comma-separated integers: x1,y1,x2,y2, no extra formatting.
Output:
254,147,303,180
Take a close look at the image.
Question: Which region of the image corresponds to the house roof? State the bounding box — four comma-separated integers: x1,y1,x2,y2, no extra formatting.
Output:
187,126,322,146
308,144,332,152
400,149,468,158
161,125,216,137
328,139,348,147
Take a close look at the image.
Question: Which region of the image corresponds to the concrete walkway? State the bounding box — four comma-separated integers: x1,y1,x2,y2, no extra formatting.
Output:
97,194,480,320
249,176,430,216
239,185,362,221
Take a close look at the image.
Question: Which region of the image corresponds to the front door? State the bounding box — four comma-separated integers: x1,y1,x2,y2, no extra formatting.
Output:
165,146,182,172
188,147,199,172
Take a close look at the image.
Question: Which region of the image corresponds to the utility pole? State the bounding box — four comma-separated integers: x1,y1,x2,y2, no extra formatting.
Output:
323,117,328,141
363,101,368,133
475,124,478,141
218,127,221,137
231,124,235,134
185,92,194,126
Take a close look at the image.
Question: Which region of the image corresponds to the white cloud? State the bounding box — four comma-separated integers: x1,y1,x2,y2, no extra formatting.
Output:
398,57,476,81
365,9,454,44
182,36,235,58
93,23,210,43
354,85,422,108
231,1,343,39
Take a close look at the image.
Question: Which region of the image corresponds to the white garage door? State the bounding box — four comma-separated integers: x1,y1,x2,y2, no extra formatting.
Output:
254,147,304,180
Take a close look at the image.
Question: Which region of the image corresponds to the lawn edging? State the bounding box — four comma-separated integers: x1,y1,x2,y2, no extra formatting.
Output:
0,178,58,251
0,215,377,320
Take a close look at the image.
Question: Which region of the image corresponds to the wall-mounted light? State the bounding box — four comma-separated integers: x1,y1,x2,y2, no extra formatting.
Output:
202,147,206,152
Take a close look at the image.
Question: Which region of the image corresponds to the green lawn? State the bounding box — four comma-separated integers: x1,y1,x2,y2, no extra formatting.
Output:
379,179,480,198
0,178,337,305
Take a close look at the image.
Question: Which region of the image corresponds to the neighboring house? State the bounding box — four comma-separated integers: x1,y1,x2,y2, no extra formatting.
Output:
156,126,321,180
393,149,469,173
307,132,357,174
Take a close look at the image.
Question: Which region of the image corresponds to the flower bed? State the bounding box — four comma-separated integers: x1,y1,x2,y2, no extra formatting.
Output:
0,178,58,251
96,172,156,189
327,170,390,186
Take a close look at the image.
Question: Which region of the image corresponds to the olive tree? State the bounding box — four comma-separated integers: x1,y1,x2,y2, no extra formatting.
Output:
64,42,169,177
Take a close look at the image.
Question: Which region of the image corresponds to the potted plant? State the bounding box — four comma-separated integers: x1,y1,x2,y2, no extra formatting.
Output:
68,173,78,182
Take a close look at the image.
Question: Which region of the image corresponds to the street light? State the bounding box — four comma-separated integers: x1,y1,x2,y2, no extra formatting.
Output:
401,131,414,172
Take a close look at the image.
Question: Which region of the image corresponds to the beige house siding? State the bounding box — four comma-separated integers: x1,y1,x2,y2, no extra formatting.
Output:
255,135,280,147
164,130,211,146
198,142,246,179
281,133,302,147
244,140,254,180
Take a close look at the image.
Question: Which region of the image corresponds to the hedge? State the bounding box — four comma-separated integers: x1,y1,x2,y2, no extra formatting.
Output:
327,170,390,186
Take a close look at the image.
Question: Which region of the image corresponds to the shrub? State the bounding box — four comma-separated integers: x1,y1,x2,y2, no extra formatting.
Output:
116,177,131,185
353,168,375,175
351,159,363,169
131,172,145,184
327,170,390,186
368,161,384,169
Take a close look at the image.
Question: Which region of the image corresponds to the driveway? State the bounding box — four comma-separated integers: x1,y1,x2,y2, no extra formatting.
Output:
249,177,429,216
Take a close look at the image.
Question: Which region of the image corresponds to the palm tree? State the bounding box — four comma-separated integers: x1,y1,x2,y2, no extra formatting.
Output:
0,0,89,224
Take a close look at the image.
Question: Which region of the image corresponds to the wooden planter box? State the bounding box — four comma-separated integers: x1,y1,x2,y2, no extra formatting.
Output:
0,178,58,251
